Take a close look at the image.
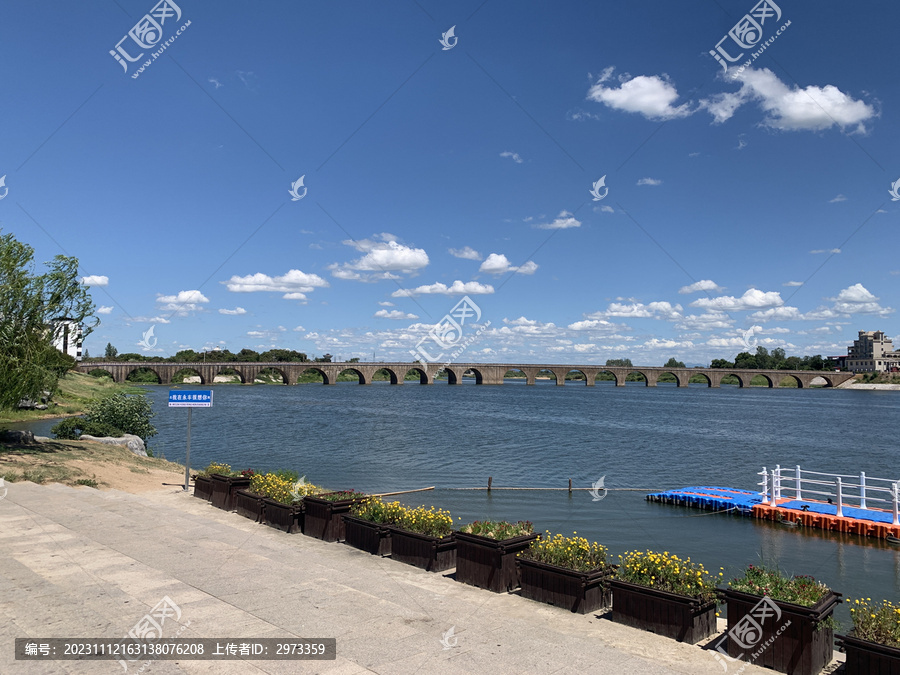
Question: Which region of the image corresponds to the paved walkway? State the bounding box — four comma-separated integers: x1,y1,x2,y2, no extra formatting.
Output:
0,482,781,674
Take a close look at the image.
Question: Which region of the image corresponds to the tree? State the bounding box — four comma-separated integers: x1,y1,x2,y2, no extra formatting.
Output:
710,359,733,369
105,342,118,359
771,347,786,369
663,357,685,369
0,231,97,410
734,352,757,369
754,346,771,370
605,358,633,367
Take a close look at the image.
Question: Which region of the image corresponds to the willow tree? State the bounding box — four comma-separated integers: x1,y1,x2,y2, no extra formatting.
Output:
0,231,98,409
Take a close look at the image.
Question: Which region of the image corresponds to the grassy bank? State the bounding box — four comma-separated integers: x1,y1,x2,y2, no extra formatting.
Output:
0,371,147,425
0,436,184,491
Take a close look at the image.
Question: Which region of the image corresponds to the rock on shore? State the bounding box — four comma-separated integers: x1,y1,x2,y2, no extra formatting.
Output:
80,434,148,457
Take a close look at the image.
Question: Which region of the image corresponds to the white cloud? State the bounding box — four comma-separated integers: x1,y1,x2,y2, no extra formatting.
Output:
449,246,482,260
330,237,428,279
392,280,494,297
224,270,329,300
810,248,841,254
156,290,210,315
378,301,395,307
133,315,171,324
595,205,615,214
81,275,109,286
218,307,247,315
675,311,734,331
568,319,617,331
209,77,222,89
678,280,722,295
500,151,523,164
293,325,305,332
643,337,695,350
96,305,113,315
691,289,783,312
479,253,538,275
573,343,596,352
829,194,847,203
830,283,893,316
701,67,876,133
598,301,682,320
587,67,692,121
783,281,804,287
374,309,419,320
637,177,662,186
534,210,581,230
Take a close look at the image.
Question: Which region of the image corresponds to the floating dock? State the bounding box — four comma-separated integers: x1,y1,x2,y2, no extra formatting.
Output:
647,486,900,540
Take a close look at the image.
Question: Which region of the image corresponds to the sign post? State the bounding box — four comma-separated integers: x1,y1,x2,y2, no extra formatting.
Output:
168,390,213,492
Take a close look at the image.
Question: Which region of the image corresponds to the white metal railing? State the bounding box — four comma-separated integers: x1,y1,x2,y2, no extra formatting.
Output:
758,464,899,525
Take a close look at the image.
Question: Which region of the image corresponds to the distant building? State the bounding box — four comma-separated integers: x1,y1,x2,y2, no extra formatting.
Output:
51,318,82,361
842,330,900,373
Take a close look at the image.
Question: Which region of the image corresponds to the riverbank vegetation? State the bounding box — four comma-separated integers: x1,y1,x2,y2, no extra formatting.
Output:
0,372,146,425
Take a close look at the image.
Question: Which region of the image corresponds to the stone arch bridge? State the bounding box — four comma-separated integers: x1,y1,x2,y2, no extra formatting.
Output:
75,362,854,389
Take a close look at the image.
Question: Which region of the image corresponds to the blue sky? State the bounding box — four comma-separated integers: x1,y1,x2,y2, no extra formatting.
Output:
2,0,898,365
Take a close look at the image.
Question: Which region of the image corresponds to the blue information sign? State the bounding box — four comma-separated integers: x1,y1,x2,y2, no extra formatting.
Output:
168,390,213,408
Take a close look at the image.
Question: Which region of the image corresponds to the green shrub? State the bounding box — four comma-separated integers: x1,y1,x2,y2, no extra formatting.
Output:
85,394,157,441
75,478,98,488
51,417,124,440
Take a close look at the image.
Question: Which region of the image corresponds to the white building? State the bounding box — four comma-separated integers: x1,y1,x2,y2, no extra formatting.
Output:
51,318,83,361
844,330,900,373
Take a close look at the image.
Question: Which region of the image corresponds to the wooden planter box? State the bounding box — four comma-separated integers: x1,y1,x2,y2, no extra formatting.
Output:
262,498,302,533
836,632,900,675
609,579,716,644
209,474,251,511
193,475,213,501
720,588,842,675
517,558,615,614
388,527,456,572
343,515,392,556
234,489,266,523
453,531,539,592
302,494,361,542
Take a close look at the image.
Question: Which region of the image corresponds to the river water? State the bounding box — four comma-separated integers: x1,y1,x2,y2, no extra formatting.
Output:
18,380,900,624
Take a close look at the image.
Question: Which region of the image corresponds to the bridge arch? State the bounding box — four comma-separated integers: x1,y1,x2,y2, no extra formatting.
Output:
171,367,205,385
536,369,557,384
814,374,836,388
126,366,162,384
776,374,803,388
504,368,530,385
720,372,748,388
254,367,288,384
403,367,430,384
298,367,330,385
625,370,649,386
565,369,589,385
338,368,368,385
750,373,775,388
468,367,486,384
657,371,681,386
594,370,622,386
688,371,712,387
216,367,245,383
